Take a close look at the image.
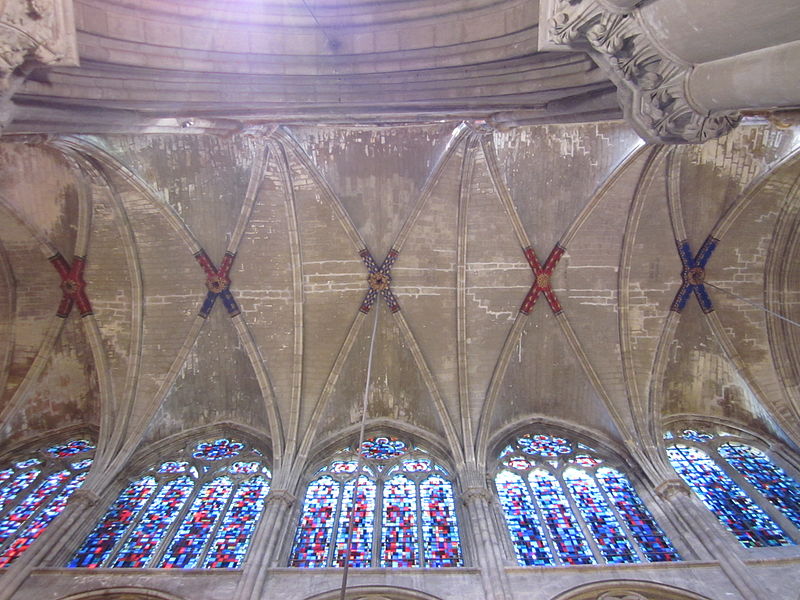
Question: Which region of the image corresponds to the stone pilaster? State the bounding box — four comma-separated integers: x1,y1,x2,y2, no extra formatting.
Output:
235,489,296,600
458,468,512,600
654,478,773,600
538,0,740,143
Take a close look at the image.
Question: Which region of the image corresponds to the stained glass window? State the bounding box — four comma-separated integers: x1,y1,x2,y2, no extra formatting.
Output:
718,443,800,529
667,444,788,547
495,431,680,566
0,438,94,568
289,436,462,568
68,437,270,569
665,427,800,548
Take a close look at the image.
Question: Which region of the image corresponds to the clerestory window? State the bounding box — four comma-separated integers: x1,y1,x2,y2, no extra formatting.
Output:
495,432,680,566
665,428,800,548
289,436,462,568
0,438,95,567
68,437,270,568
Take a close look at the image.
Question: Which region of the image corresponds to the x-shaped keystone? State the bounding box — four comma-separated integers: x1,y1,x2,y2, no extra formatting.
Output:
520,245,565,315
671,236,717,314
195,250,240,318
359,248,400,314
49,253,92,318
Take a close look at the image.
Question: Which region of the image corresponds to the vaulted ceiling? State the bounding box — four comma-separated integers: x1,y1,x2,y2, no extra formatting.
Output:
0,121,799,477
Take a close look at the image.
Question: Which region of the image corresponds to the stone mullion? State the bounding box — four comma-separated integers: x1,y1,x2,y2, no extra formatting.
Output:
523,474,559,565
100,476,164,568
233,489,296,600
655,479,772,600
460,485,512,600
554,470,603,564
194,478,240,568
711,445,800,544
148,480,198,568
591,471,647,562
371,477,384,567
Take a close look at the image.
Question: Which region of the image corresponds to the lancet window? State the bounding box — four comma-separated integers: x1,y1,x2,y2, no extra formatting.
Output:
69,437,270,569
289,436,462,568
665,428,800,548
0,438,95,568
494,432,680,566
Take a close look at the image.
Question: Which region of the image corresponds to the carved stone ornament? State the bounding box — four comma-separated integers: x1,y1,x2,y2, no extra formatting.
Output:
0,0,78,93
539,0,740,144
597,592,649,600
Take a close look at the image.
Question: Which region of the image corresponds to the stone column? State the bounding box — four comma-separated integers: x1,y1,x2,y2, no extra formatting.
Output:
234,489,296,600
0,487,101,600
0,0,79,131
458,468,512,600
538,0,800,143
654,479,774,600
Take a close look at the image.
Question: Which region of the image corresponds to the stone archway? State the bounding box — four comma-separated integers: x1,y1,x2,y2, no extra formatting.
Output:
304,585,446,600
550,580,712,600
57,587,186,600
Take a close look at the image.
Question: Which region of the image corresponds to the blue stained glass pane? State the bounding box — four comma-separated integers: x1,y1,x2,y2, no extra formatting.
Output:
571,455,602,468
361,437,406,460
681,430,714,443
71,459,93,471
112,476,194,567
333,476,376,567
718,443,800,529
381,474,418,567
47,440,95,457
69,476,157,568
562,468,636,564
503,457,533,471
0,473,86,568
193,439,245,460
667,445,790,548
290,475,339,567
518,434,572,458
419,475,462,567
157,461,188,473
495,470,552,566
204,476,270,568
0,468,13,484
596,468,680,562
0,470,71,548
0,470,40,513
159,477,234,568
529,469,594,565
14,459,41,469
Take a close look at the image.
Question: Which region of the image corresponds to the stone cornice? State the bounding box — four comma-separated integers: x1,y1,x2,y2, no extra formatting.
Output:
539,0,740,143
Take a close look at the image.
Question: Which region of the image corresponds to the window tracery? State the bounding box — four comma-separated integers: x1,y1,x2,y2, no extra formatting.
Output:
0,438,95,567
68,438,270,569
495,432,679,566
289,436,462,568
665,427,800,548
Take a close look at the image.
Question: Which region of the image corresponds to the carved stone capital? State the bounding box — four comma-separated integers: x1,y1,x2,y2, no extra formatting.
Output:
539,0,739,143
0,0,78,93
654,478,691,501
461,486,493,504
69,488,101,508
266,489,296,509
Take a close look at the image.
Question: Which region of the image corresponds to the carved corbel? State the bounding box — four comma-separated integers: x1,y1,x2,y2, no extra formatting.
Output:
0,0,78,126
539,0,740,143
